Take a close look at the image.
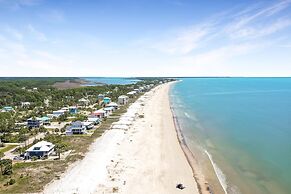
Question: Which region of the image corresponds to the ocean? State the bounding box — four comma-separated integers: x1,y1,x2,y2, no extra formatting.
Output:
170,78,291,194
82,77,140,85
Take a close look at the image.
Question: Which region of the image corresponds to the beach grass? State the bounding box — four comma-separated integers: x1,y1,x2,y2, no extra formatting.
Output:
0,145,18,153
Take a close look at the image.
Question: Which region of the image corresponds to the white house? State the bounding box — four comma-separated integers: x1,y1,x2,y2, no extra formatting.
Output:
66,121,87,135
118,95,129,105
106,102,119,110
104,107,114,115
53,110,66,117
82,121,94,130
87,117,100,125
127,91,137,97
25,141,55,159
78,98,90,106
21,102,31,108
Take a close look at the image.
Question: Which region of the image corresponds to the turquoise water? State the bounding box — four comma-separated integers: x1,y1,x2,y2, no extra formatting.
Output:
82,77,140,85
170,78,291,194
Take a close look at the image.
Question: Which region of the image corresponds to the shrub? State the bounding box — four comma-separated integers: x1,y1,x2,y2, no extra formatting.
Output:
8,179,16,185
31,156,38,161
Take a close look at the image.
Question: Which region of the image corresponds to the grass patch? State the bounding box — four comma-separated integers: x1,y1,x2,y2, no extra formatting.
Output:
0,145,18,153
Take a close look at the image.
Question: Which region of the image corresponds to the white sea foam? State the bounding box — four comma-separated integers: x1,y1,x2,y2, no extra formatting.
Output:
184,112,190,118
205,150,228,194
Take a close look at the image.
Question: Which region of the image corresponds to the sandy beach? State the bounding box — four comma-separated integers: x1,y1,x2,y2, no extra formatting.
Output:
43,82,200,194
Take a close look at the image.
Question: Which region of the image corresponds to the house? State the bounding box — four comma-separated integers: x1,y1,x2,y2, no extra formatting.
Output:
87,117,100,125
27,117,43,128
69,106,78,114
127,91,137,97
21,102,31,108
118,95,129,105
44,99,50,107
91,110,106,119
104,107,114,115
61,107,69,111
53,110,66,117
82,121,94,130
103,97,111,104
41,116,50,125
25,141,55,159
66,121,86,135
106,102,119,110
78,98,90,106
133,88,140,93
1,106,14,112
97,94,105,102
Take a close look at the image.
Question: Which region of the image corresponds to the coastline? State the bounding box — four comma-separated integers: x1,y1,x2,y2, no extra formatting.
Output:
170,104,212,194
169,81,227,194
43,82,200,193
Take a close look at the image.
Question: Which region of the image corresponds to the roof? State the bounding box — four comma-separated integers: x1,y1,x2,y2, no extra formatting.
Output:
82,121,93,126
118,95,128,99
94,110,106,114
53,110,66,114
26,141,55,152
127,91,136,95
78,98,90,102
106,102,118,107
88,117,100,122
104,107,114,111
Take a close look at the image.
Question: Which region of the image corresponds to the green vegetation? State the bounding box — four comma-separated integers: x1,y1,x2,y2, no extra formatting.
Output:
0,77,173,193
0,145,18,153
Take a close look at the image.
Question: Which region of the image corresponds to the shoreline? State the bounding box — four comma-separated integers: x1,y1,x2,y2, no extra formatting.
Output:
43,82,200,193
169,81,226,194
169,83,212,194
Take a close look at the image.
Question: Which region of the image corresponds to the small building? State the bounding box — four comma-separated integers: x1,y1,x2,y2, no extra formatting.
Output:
78,98,90,106
1,106,14,112
66,121,87,135
103,97,111,104
91,110,106,119
27,117,43,128
133,88,140,93
40,116,50,125
82,121,94,130
106,102,119,110
25,141,55,159
87,117,100,125
21,102,31,108
53,110,66,117
104,107,114,115
118,95,129,105
127,91,137,97
97,94,105,102
44,99,50,107
61,107,69,112
69,106,78,114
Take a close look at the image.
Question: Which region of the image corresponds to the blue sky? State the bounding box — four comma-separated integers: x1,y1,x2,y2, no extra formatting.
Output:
0,0,291,77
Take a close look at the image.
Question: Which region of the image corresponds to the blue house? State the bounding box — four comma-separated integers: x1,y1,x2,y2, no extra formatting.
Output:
27,117,43,128
66,121,87,135
69,106,78,114
103,97,111,104
1,106,14,112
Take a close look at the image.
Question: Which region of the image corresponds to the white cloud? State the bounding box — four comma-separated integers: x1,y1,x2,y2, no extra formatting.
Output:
5,27,23,40
154,25,211,54
27,24,47,41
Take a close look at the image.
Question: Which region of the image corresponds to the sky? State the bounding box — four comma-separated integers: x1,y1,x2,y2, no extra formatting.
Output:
0,0,291,77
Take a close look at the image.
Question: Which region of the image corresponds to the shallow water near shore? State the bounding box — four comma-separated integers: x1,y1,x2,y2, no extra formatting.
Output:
170,78,291,194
